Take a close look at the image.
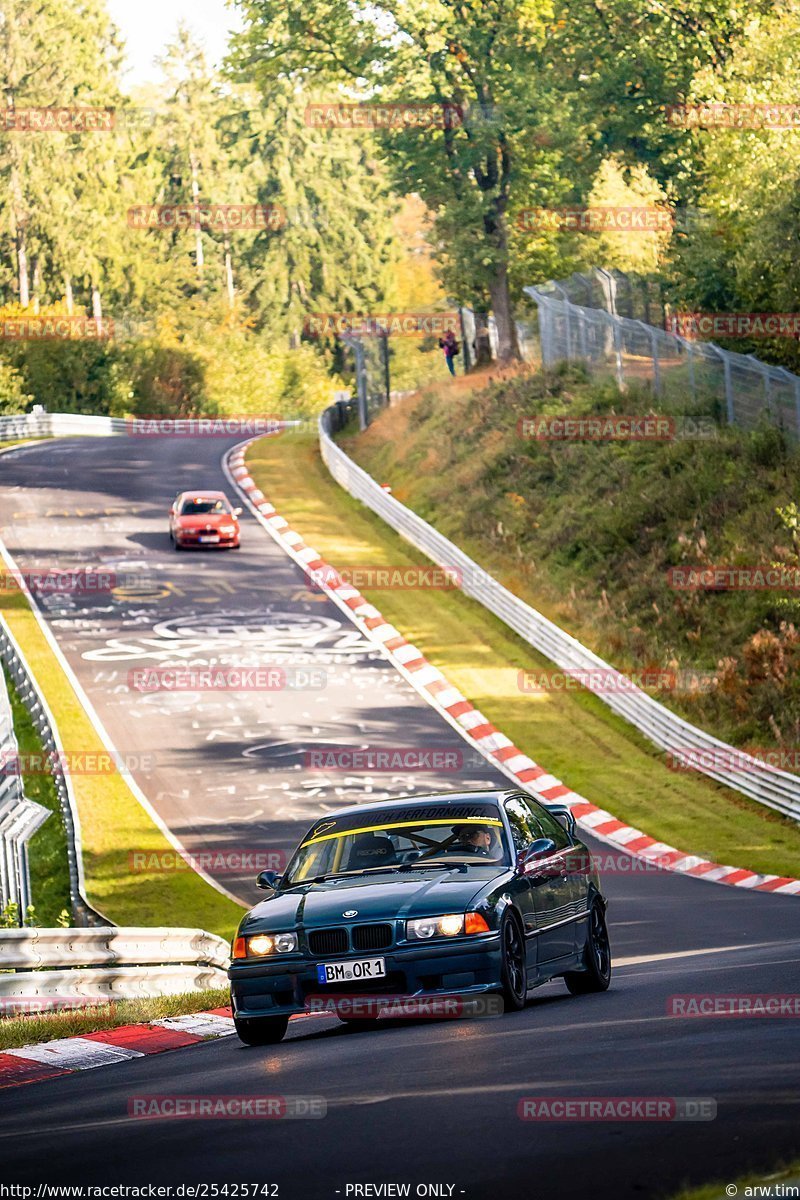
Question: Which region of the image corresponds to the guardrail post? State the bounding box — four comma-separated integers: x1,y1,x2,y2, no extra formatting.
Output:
721,350,735,425
639,322,661,397
682,337,696,403
609,315,625,391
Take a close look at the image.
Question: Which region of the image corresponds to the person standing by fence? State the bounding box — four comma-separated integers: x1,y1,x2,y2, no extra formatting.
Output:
439,328,460,376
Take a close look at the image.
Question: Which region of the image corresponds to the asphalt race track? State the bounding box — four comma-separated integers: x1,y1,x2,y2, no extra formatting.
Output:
0,433,503,901
0,434,798,1197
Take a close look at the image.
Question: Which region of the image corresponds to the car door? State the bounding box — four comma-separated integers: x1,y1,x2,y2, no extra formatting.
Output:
501,797,543,983
528,800,585,958
506,795,575,965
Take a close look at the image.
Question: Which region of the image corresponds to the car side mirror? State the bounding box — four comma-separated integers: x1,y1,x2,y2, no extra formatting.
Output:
546,804,576,840
233,507,243,516
257,870,281,890
517,838,556,874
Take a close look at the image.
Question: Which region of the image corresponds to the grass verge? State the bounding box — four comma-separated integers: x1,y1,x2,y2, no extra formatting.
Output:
246,429,800,879
3,664,71,925
669,1161,800,1200
0,582,243,940
0,987,230,1051
346,367,800,753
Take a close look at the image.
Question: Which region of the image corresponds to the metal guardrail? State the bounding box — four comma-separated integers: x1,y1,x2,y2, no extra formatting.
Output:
0,670,49,916
0,926,230,1005
318,405,800,822
0,617,106,926
0,412,128,441
0,926,229,970
526,267,800,439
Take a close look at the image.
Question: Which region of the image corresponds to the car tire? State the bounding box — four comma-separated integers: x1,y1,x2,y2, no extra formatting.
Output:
564,900,612,995
234,1015,289,1046
499,910,527,1011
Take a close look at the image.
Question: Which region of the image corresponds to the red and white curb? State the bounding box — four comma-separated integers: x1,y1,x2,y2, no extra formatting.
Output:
0,1008,334,1090
0,1007,237,1090
224,440,800,899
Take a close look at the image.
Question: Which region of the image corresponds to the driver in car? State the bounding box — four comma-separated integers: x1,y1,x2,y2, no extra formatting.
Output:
450,823,494,857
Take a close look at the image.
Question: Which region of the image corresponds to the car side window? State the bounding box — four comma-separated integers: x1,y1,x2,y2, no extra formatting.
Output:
504,797,544,853
524,797,571,850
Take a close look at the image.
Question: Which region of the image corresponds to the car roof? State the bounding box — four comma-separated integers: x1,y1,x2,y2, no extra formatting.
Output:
327,790,517,821
176,490,229,500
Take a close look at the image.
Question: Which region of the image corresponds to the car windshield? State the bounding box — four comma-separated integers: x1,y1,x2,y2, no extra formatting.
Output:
180,498,228,515
282,802,511,886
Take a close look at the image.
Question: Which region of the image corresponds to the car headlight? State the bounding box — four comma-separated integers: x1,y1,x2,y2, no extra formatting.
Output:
233,932,298,958
220,525,236,533
407,914,464,940
406,912,490,941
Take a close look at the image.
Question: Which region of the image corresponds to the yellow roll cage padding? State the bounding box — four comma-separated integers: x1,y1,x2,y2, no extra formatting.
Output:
300,816,504,849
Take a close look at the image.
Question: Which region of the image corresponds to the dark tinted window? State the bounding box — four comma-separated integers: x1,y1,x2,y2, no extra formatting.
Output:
504,796,542,852
181,499,228,515
524,797,571,850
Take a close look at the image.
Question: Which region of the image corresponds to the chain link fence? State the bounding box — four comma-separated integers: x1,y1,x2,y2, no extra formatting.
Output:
526,267,800,438
340,309,540,428
341,332,391,430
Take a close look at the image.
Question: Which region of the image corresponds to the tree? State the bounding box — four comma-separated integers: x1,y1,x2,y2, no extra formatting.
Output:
230,0,555,361
220,80,398,343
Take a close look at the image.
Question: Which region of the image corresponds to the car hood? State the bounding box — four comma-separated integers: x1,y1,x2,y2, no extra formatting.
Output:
240,866,510,933
176,513,236,529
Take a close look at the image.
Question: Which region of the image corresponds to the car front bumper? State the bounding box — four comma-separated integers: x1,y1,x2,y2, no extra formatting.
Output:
228,934,503,1020
174,531,238,547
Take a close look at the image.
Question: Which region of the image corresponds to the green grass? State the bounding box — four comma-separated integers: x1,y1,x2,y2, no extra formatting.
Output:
0,987,230,1051
3,664,71,925
346,367,800,752
246,429,800,880
0,585,244,940
669,1161,800,1200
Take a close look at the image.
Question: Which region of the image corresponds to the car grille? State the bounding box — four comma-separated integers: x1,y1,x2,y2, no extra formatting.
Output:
307,927,348,956
352,923,393,951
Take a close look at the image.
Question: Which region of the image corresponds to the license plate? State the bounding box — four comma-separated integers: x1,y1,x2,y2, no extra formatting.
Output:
199,535,220,543
316,957,386,985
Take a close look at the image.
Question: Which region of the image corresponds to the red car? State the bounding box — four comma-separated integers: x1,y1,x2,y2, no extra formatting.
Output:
169,491,242,550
